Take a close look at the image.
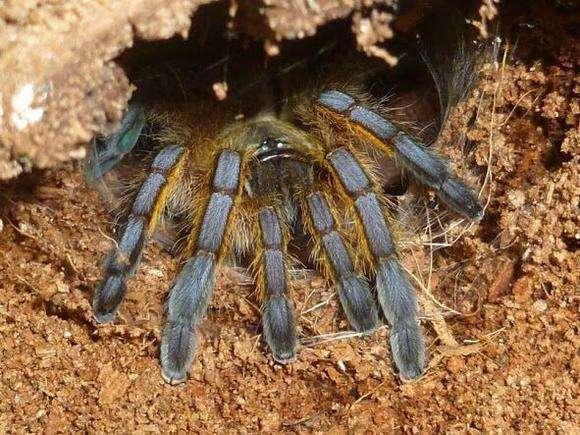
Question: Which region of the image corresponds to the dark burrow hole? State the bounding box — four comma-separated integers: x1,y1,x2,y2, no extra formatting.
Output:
497,0,579,67
114,2,482,139
542,132,574,170
562,234,579,253
110,1,486,186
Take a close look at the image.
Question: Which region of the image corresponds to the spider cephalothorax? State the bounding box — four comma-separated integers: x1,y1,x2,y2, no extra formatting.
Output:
91,88,483,384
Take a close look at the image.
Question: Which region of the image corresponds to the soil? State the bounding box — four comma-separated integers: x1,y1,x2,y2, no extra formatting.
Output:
0,1,578,433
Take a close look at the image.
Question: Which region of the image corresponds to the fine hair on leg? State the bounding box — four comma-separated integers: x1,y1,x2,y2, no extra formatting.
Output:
93,145,185,323
257,206,297,363
161,149,243,384
316,89,483,221
303,190,379,333
326,146,426,379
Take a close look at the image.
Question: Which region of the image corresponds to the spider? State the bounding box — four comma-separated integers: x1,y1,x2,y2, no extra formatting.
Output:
89,86,483,385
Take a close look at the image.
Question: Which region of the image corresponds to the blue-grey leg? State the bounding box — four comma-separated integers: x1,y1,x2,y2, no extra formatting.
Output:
391,132,483,220
328,147,426,379
161,150,242,384
86,102,146,183
305,192,378,332
317,89,483,221
258,207,297,363
93,145,184,323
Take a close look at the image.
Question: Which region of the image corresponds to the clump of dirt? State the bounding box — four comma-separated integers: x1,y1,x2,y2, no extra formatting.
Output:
0,0,578,432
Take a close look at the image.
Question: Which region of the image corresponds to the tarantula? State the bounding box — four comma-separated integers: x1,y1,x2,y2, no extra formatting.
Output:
89,87,483,385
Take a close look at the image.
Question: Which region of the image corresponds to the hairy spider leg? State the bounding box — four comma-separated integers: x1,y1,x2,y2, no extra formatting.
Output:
244,118,380,338
92,145,186,323
86,102,146,182
161,149,244,384
257,207,297,363
300,189,379,332
326,147,426,379
316,89,484,221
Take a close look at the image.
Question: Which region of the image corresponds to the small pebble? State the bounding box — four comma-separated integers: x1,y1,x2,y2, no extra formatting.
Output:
512,276,533,303
532,299,548,313
147,268,164,278
55,280,70,293
212,81,228,101
507,190,526,208
446,356,465,374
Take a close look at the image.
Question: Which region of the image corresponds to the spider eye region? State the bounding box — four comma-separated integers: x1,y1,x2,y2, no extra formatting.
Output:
256,137,300,162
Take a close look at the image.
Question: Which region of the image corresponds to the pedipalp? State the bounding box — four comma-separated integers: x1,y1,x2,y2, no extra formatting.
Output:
92,145,186,323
